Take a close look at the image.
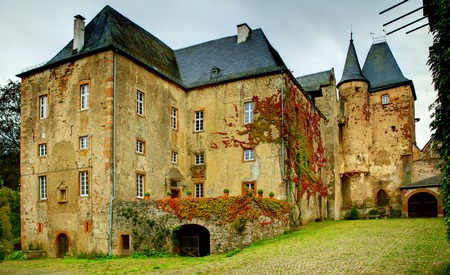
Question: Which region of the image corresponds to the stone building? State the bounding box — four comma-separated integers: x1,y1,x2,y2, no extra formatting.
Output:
18,6,325,257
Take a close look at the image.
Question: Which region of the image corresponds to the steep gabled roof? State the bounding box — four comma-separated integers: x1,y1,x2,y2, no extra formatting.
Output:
175,29,287,89
337,38,368,88
362,42,415,99
42,5,181,83
297,70,333,93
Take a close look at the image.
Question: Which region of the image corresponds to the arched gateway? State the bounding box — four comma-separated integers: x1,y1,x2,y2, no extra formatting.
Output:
178,224,210,257
408,192,438,218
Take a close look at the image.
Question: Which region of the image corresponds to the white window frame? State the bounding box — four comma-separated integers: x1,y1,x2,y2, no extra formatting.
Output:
195,183,204,198
137,91,144,116
172,151,178,164
136,174,144,198
80,136,88,150
382,94,389,105
80,171,89,197
171,107,178,130
39,95,48,119
244,148,255,161
195,110,204,132
80,84,89,110
39,143,47,156
39,176,47,200
244,101,254,124
136,140,145,154
195,153,204,165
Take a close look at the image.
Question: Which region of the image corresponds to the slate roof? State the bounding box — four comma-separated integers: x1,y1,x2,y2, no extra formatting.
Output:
19,5,287,89
296,70,332,94
362,42,414,97
175,29,286,89
337,39,368,88
400,175,442,189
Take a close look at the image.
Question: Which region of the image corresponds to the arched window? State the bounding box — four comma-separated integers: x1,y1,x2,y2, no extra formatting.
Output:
377,189,387,207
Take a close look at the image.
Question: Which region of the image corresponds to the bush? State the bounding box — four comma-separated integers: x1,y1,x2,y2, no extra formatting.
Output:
344,206,360,220
368,208,380,215
6,250,24,260
390,208,402,218
225,248,241,257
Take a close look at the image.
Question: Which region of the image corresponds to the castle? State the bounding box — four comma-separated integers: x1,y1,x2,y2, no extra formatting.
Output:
18,6,441,257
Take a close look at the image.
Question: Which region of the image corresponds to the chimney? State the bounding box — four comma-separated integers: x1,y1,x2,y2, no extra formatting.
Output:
73,15,86,53
237,23,252,43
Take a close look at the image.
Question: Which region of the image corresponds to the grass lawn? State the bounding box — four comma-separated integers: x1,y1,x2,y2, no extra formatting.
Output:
1,218,449,274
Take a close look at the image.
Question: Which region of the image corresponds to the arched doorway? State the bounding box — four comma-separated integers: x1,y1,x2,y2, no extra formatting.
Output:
56,233,69,258
179,224,210,257
408,192,438,218
377,189,387,207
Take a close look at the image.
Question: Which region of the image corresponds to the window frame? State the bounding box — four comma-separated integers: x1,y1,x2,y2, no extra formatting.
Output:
136,139,145,155
80,83,89,110
243,148,255,162
136,173,145,199
381,94,389,105
38,143,47,157
171,151,178,164
39,94,48,119
195,182,204,198
79,136,88,150
244,101,254,124
195,153,205,165
194,110,204,132
171,106,178,130
79,171,89,197
242,181,256,195
136,91,144,116
39,175,47,201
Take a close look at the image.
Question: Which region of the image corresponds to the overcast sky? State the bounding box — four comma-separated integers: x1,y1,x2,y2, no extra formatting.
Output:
0,0,435,148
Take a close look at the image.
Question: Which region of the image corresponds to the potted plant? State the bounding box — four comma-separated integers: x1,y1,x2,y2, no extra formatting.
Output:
166,190,172,199
144,192,150,201
257,189,263,198
186,190,192,198
223,188,230,197
269,192,275,199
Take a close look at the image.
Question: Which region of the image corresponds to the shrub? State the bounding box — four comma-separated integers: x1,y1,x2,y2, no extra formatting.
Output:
269,192,275,197
368,208,380,215
257,189,263,194
166,191,172,196
223,188,229,193
344,206,360,220
5,250,24,260
390,208,402,218
186,190,192,195
225,248,241,257
144,192,150,197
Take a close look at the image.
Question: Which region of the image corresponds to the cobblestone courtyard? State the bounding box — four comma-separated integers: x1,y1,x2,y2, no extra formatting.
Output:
2,218,449,274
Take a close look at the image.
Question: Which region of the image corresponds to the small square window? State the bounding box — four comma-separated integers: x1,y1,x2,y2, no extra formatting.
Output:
195,153,205,165
80,136,88,150
244,149,255,161
243,181,256,195
39,143,47,156
172,152,178,164
382,94,389,105
136,140,145,154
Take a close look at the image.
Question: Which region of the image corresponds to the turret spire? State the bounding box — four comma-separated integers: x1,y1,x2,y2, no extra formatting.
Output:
337,34,368,88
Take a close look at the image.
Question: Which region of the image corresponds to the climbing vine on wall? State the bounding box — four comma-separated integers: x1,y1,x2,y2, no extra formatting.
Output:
155,188,290,226
210,74,327,206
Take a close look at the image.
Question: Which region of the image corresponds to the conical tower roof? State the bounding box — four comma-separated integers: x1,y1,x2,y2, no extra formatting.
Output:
337,35,368,88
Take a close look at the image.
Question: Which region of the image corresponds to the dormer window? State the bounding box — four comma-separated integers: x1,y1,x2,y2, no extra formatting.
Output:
210,67,221,79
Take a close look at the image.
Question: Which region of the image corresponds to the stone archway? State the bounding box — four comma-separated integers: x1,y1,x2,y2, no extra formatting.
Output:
55,232,69,258
179,224,210,257
408,192,438,218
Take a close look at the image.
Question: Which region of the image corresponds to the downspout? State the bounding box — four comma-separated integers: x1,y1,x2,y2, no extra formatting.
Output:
108,50,117,255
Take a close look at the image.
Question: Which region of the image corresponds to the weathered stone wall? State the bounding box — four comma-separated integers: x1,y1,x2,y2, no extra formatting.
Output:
112,199,289,255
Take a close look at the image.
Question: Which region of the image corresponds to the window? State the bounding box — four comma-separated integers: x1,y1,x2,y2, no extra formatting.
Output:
80,136,88,150
79,171,89,196
80,84,89,110
172,151,178,164
39,176,47,200
137,91,144,116
120,234,130,251
382,94,389,105
171,107,178,130
84,220,92,233
37,223,44,233
136,174,144,198
244,102,254,124
195,183,204,198
39,95,48,119
195,153,205,165
136,140,145,154
244,148,255,161
39,143,47,156
195,110,204,132
243,181,256,195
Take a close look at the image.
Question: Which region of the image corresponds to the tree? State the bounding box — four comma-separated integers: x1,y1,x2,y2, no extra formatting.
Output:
428,0,450,241
0,80,21,191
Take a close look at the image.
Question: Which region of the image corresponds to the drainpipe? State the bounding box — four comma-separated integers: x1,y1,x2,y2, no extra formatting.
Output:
108,50,117,255
280,73,289,202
